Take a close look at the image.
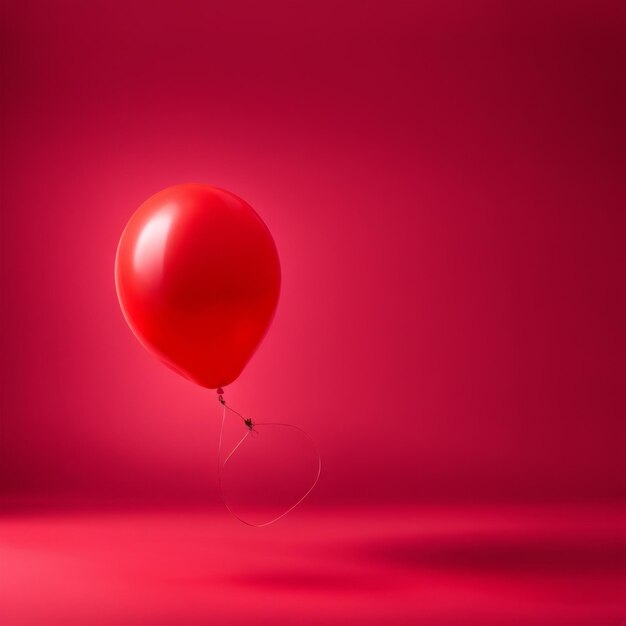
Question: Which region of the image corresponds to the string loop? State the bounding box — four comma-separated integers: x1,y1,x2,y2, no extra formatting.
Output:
216,397,321,527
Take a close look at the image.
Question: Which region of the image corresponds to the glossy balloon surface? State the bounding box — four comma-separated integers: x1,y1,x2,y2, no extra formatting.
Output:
115,184,280,388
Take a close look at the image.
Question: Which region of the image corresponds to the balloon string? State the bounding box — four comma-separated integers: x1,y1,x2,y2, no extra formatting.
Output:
218,403,252,468
217,401,262,527
218,389,255,430
215,393,322,528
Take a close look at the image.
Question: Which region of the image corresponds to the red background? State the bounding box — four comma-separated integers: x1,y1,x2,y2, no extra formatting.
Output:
2,0,625,507
1,1,625,624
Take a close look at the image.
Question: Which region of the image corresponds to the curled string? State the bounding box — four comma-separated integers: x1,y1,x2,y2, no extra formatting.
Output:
217,397,322,528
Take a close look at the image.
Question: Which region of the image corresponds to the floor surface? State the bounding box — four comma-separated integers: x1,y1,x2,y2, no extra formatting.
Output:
1,505,624,625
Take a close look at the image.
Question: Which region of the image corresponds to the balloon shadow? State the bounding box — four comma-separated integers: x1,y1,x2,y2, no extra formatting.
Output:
358,533,626,575
231,569,391,592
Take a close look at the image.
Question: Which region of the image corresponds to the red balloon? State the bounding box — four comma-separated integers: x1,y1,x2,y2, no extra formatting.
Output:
115,184,281,389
